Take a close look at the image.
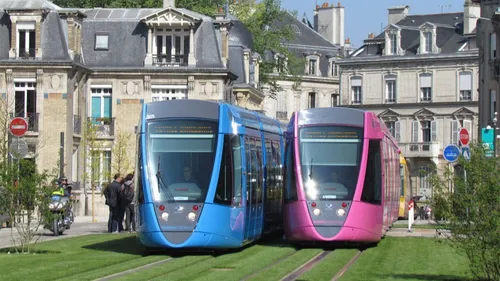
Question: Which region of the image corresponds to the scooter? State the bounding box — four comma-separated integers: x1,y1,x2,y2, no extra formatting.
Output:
45,194,74,236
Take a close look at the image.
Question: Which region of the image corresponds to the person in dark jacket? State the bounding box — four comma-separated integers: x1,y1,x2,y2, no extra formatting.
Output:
121,173,136,232
107,174,123,233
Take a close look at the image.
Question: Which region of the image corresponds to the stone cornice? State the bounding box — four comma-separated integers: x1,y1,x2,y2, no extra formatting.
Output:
337,52,478,65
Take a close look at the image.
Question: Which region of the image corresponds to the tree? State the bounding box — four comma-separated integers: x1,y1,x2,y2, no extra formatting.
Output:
430,143,500,281
0,98,56,254
80,119,110,220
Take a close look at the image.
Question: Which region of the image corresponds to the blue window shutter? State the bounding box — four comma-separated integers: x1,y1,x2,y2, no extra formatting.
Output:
92,97,101,118
103,96,111,118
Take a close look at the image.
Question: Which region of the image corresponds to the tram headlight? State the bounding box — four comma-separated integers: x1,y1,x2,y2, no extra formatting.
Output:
161,212,169,222
336,209,346,217
313,208,321,216
187,212,196,222
306,180,318,200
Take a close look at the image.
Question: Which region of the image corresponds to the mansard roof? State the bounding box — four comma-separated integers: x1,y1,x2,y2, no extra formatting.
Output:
80,8,223,69
271,12,342,77
0,0,60,10
349,12,470,59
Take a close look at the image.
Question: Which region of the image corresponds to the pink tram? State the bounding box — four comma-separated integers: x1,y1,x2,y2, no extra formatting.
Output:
283,107,401,244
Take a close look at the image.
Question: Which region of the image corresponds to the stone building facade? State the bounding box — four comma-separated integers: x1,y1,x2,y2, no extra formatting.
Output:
0,0,263,216
337,2,480,200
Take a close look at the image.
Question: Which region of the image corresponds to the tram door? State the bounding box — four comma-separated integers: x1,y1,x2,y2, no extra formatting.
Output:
244,136,257,241
254,138,264,239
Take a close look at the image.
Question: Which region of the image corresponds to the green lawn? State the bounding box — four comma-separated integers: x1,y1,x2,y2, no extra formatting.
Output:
0,234,168,281
0,234,473,281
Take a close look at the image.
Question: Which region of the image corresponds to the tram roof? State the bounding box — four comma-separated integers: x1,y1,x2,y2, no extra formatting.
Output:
296,107,365,127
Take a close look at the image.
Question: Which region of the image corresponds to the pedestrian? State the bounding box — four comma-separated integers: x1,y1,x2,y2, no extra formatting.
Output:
102,182,112,233
107,174,123,233
121,173,136,232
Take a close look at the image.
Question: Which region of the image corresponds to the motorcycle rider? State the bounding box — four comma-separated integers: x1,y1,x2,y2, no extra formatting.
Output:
51,176,74,224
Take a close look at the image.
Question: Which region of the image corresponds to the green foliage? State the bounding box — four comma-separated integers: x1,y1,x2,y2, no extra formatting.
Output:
0,157,56,253
430,143,500,281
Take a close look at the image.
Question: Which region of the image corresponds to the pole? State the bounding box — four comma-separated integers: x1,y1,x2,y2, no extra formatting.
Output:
408,200,413,232
60,132,64,178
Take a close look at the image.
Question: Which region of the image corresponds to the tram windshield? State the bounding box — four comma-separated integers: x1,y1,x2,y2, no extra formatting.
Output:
299,126,363,201
146,119,218,203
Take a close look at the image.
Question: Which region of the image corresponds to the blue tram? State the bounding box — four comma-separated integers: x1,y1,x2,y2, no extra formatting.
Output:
135,100,286,249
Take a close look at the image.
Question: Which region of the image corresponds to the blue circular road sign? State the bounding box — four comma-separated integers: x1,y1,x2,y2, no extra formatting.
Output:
443,144,460,162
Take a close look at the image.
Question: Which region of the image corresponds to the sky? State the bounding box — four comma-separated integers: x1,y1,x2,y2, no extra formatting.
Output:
281,0,467,48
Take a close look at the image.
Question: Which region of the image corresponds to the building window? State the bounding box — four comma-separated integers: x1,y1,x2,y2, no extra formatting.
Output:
94,34,109,50
385,75,396,102
419,73,432,102
385,121,396,138
491,33,497,60
331,94,338,107
151,85,187,101
91,87,112,120
459,72,472,101
351,77,362,104
330,61,338,77
14,81,37,119
390,33,397,54
154,29,190,66
411,119,436,148
308,92,316,108
491,90,497,121
419,166,432,199
450,119,472,145
90,150,111,190
17,22,36,58
308,58,317,75
424,31,432,53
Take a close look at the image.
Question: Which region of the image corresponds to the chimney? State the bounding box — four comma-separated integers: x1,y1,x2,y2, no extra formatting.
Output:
464,0,480,34
368,33,375,39
345,38,351,48
388,5,409,25
314,1,345,46
163,0,175,8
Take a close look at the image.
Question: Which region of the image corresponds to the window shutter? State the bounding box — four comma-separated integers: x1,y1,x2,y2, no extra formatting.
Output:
412,121,419,142
451,120,459,145
464,120,473,139
395,121,401,142
431,120,437,142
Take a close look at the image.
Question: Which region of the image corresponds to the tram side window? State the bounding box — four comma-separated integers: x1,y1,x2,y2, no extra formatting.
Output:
284,139,298,202
361,140,382,204
232,136,243,206
400,164,405,196
215,135,233,205
255,138,263,204
137,135,145,204
265,140,274,201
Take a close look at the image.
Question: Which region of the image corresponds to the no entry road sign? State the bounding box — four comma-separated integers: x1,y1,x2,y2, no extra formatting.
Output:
459,128,470,146
9,117,28,137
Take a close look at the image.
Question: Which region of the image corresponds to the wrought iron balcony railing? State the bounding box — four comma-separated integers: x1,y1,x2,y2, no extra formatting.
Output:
152,54,188,66
87,117,115,137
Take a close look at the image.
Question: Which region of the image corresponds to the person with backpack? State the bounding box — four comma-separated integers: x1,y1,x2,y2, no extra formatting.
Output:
121,173,136,232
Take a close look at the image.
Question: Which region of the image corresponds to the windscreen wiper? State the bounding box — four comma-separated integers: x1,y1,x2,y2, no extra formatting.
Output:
155,156,175,202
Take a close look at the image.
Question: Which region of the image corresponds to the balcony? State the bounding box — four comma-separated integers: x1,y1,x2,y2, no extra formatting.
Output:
276,111,288,120
152,54,188,67
17,48,37,60
73,115,81,135
399,142,440,158
87,117,115,137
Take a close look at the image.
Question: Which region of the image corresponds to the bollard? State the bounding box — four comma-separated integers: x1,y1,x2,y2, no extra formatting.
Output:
408,200,414,232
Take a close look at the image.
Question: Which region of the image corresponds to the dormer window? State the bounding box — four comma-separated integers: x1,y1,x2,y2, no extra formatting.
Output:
17,22,36,58
308,58,317,75
329,60,338,77
153,28,190,66
419,23,439,54
384,26,401,56
424,31,432,53
390,34,397,55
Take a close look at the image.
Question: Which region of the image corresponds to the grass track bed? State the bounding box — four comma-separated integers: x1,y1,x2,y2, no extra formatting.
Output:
340,237,472,281
114,255,212,281
246,249,323,281
298,249,360,281
0,234,148,281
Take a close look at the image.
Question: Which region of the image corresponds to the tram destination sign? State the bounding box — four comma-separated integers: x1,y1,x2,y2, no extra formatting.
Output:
300,126,362,139
149,120,217,134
